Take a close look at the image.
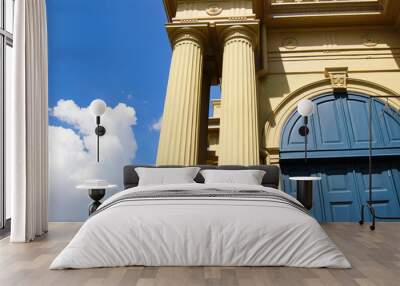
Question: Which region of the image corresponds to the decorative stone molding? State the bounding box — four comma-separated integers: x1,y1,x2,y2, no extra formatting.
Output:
361,32,378,47
165,23,209,49
324,32,337,49
206,4,223,16
172,1,254,23
221,25,258,48
273,0,356,3
171,28,205,48
179,19,200,23
268,0,386,25
228,16,249,21
324,67,349,92
263,148,280,165
281,37,298,49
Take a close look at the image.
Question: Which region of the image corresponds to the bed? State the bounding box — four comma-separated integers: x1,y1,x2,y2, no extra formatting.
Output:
50,165,351,269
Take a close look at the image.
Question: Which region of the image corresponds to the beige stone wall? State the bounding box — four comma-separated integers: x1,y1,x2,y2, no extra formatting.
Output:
259,26,400,164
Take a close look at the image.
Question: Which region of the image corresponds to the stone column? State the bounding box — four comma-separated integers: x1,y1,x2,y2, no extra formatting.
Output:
218,25,260,165
156,28,204,165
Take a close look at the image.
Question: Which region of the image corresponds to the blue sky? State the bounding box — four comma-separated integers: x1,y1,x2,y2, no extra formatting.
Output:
47,0,171,164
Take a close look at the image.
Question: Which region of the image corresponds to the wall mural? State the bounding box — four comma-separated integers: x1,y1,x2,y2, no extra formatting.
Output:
47,0,170,221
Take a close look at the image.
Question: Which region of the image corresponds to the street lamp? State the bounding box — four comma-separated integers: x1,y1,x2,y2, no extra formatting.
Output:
89,99,107,162
297,99,315,163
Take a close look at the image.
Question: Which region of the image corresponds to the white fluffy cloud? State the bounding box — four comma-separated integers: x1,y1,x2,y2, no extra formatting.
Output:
48,99,137,221
151,116,162,131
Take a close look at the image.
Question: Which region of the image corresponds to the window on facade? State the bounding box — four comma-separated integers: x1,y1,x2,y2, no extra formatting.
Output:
1,0,14,229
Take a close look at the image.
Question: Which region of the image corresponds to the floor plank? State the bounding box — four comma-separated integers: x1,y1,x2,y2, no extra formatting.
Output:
0,222,399,286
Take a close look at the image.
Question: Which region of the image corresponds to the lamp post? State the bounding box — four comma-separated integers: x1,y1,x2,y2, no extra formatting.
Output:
89,99,107,162
297,99,315,163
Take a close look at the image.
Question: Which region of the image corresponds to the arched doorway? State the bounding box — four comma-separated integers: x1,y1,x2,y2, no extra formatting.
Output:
280,92,400,221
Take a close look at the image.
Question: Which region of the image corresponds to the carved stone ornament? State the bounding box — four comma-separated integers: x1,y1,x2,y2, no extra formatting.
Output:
222,25,258,47
281,37,298,50
362,32,378,47
325,67,348,92
172,29,204,48
206,4,223,16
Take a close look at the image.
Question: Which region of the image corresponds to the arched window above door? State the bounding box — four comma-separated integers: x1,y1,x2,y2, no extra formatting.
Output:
280,93,400,160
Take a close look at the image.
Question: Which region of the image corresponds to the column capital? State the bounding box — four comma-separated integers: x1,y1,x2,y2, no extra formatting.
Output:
166,23,209,48
216,21,260,48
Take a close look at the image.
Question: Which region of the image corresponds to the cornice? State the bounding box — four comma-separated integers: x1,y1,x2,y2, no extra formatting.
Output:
164,0,399,27
265,0,400,27
163,0,176,22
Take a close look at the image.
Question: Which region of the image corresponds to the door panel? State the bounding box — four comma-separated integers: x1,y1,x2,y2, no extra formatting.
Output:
376,102,400,147
280,111,316,152
356,163,400,219
342,95,374,149
390,161,400,205
319,165,361,222
313,95,349,150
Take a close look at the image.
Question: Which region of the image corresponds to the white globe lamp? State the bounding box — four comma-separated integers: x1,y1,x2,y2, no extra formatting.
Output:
297,99,315,163
297,99,315,117
90,99,107,117
90,99,107,162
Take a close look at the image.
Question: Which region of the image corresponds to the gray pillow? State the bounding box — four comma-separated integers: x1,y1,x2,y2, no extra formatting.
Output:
135,167,201,186
200,169,266,185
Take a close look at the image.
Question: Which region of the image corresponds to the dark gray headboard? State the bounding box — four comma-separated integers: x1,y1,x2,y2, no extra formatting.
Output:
123,165,280,190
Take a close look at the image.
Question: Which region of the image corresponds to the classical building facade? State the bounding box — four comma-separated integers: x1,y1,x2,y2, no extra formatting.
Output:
157,0,400,221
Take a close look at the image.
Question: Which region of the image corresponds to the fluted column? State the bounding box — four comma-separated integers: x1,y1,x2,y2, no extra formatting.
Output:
157,29,204,165
218,25,260,165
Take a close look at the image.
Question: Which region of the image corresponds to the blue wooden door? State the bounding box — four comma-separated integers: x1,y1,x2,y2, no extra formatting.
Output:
280,93,400,221
313,95,350,151
355,162,400,219
319,164,361,222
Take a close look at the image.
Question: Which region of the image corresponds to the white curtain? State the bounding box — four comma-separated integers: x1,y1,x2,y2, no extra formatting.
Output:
8,0,49,242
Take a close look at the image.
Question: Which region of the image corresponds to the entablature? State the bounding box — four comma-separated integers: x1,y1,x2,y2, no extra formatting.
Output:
173,0,256,24
163,0,263,22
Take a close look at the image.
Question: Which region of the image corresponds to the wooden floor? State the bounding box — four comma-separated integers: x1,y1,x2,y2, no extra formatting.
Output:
0,222,399,286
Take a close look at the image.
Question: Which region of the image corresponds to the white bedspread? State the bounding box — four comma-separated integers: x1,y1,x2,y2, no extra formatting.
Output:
50,183,351,269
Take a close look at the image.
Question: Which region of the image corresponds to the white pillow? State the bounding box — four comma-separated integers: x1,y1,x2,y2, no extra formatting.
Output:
200,169,266,185
135,167,200,186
